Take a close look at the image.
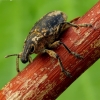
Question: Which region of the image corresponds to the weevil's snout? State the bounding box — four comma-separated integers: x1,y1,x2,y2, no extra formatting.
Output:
21,58,28,63
21,53,28,63
21,44,35,63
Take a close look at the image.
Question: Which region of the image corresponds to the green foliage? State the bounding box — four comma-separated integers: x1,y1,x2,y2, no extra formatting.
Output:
0,0,99,100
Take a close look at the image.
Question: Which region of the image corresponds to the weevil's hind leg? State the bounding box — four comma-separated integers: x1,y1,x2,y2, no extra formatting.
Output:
66,22,92,28
44,49,71,77
59,22,92,31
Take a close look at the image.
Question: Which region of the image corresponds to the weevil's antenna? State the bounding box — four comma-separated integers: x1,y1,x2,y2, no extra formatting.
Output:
5,54,19,58
16,56,20,72
5,53,21,73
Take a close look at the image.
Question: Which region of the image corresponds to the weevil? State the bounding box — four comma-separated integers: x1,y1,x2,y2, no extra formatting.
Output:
5,11,92,77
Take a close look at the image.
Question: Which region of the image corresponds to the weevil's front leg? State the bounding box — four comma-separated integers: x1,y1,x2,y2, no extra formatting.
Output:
44,49,71,77
48,40,83,59
28,55,33,63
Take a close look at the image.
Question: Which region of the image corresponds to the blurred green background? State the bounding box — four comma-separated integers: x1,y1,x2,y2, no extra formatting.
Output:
0,0,99,100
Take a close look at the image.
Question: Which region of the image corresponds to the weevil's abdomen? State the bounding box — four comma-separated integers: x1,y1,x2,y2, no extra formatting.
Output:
31,11,67,35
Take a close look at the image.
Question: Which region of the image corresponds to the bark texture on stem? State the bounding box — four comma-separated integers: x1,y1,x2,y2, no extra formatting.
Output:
0,1,100,100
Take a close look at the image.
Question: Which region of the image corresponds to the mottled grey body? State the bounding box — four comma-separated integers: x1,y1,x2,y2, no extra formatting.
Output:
22,11,68,63
5,11,91,77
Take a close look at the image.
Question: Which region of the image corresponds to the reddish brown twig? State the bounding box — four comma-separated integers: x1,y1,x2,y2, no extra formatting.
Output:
0,1,100,100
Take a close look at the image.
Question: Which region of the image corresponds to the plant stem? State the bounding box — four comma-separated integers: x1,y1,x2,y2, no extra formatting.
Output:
0,1,100,100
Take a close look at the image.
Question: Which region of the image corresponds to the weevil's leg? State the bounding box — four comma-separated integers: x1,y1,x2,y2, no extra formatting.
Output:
49,40,83,59
28,55,32,63
59,22,92,31
48,41,61,48
44,49,71,77
66,22,92,28
60,41,83,58
16,56,20,73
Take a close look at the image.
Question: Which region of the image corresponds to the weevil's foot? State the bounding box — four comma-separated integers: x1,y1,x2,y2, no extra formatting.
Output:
88,24,93,27
83,23,93,28
71,52,83,59
62,69,72,78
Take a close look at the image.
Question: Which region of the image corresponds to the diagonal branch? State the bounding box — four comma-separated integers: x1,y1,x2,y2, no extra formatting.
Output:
0,1,100,100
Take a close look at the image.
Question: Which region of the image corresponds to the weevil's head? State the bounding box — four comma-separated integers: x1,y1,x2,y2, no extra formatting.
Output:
5,40,35,64
21,39,35,63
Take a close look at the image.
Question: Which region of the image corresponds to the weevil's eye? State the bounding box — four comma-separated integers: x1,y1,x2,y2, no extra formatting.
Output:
30,46,34,53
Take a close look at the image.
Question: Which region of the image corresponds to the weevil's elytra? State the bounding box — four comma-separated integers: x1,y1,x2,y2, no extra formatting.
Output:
5,11,92,77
